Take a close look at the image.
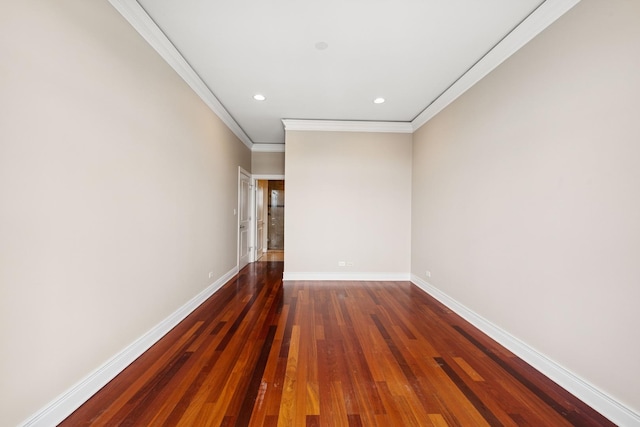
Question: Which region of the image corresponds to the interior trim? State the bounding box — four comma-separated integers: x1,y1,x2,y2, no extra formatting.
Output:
252,174,285,180
109,0,581,145
19,266,239,427
107,0,254,150
410,274,640,427
21,265,637,425
411,0,581,131
282,119,413,134
252,143,286,153
282,272,411,281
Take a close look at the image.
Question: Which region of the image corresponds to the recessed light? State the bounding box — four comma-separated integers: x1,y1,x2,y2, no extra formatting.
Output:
253,94,266,101
373,97,385,104
315,41,329,51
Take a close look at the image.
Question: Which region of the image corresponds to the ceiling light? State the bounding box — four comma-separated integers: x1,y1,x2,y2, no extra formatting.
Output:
253,94,266,101
315,41,329,51
373,97,385,104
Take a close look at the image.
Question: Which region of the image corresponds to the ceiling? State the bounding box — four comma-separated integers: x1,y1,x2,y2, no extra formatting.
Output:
110,0,579,147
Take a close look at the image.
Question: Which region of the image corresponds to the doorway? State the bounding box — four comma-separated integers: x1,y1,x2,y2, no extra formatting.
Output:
267,180,284,250
256,179,284,262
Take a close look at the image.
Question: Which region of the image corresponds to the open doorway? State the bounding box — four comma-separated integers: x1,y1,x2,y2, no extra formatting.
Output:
256,179,284,262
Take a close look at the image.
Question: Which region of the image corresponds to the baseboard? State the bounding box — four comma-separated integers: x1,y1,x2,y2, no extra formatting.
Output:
283,271,411,281
20,266,239,427
410,274,640,427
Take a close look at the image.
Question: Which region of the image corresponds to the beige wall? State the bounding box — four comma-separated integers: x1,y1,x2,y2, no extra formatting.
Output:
0,1,250,425
412,0,640,414
252,151,285,175
285,131,411,277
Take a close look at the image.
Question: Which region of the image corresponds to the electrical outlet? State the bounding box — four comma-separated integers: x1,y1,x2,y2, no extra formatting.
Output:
425,270,431,278
346,261,354,267
338,261,346,267
209,271,214,279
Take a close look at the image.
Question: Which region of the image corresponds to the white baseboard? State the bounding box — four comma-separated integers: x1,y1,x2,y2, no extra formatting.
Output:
283,272,411,281
20,266,239,427
410,274,640,427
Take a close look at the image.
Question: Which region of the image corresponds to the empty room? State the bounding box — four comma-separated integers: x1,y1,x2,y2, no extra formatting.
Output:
2,0,639,426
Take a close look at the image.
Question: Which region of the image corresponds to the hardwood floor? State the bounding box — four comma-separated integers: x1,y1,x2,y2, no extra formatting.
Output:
61,262,613,426
257,250,284,262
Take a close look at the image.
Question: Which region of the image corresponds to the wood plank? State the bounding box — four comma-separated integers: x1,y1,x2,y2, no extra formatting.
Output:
453,356,485,382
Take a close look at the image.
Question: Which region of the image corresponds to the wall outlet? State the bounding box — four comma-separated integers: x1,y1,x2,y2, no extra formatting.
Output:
209,271,214,279
346,261,354,267
338,261,346,267
425,270,431,278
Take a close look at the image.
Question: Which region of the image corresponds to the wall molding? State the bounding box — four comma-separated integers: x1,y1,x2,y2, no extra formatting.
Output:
410,274,640,427
283,272,411,281
411,0,581,132
282,119,414,134
109,0,581,145
252,174,285,181
252,143,285,153
107,0,253,150
21,266,638,426
20,266,239,427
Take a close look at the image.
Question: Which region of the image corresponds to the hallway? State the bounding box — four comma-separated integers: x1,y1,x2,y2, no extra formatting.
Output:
61,262,611,426
257,250,284,262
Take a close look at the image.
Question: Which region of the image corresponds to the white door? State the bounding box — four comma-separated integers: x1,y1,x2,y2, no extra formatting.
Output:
238,169,251,269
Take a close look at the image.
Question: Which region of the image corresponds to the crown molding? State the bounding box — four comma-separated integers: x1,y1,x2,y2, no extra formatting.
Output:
411,0,581,131
282,119,413,134
109,0,580,145
251,143,285,153
108,0,254,150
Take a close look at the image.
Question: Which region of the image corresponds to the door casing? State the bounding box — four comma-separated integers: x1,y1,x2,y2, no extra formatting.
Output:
238,168,252,270
252,174,285,261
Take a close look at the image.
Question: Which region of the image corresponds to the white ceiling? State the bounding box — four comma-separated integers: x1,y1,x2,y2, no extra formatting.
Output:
111,0,579,147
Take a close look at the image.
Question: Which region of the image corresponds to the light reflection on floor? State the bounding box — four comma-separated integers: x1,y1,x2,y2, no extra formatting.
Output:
257,250,284,262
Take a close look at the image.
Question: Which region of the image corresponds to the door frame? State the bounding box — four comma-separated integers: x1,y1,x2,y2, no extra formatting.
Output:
252,174,284,261
237,167,253,269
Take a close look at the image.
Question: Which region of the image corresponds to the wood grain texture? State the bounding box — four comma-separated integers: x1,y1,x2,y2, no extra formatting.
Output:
61,262,614,426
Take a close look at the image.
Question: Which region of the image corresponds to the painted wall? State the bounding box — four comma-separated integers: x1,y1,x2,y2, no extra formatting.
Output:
252,151,285,175
0,1,250,425
411,0,640,415
285,131,411,278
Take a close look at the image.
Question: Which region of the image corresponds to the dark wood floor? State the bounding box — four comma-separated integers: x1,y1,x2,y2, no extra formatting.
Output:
61,262,613,426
